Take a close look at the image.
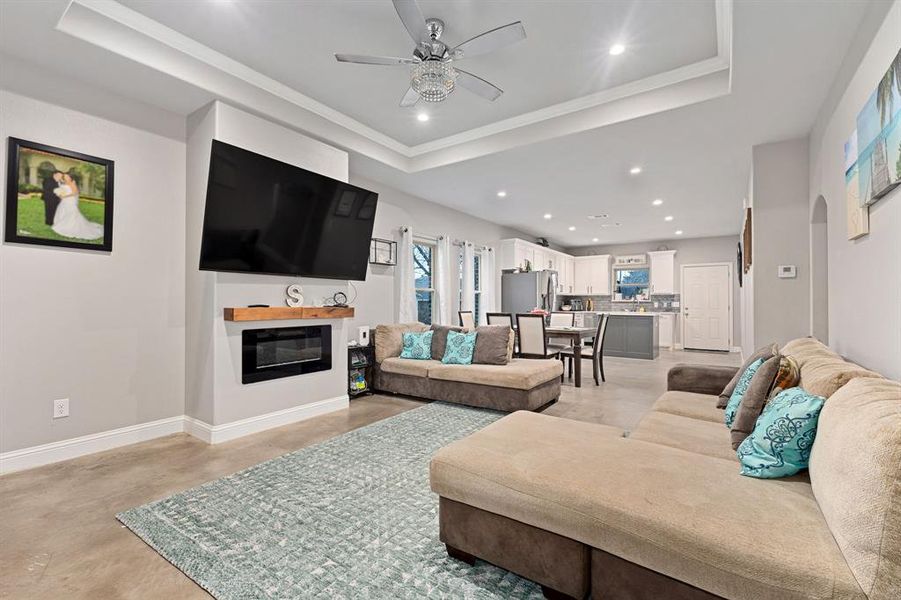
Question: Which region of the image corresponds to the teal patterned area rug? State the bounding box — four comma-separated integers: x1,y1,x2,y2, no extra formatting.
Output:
118,402,543,599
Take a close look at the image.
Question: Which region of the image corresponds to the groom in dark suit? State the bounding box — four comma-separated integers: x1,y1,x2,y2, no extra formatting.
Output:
41,171,63,225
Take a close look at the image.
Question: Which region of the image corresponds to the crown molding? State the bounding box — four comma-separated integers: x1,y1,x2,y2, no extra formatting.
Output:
58,0,733,172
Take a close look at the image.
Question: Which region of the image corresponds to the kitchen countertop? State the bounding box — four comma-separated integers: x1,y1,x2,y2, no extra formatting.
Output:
561,310,674,317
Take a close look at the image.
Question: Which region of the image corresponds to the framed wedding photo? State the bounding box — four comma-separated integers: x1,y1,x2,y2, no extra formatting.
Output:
5,137,114,252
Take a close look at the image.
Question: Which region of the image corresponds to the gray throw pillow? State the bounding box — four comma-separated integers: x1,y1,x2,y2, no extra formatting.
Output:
717,344,776,409
472,325,512,365
730,354,781,449
430,325,463,360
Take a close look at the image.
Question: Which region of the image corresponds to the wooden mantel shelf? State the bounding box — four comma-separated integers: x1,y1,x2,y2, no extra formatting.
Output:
224,306,355,322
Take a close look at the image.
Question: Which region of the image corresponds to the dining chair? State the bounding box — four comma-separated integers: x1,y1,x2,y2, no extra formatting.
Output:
547,311,575,350
458,311,475,329
515,313,563,360
560,313,609,384
486,312,514,328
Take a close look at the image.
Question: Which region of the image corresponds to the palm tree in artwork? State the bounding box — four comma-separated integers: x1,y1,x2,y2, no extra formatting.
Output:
875,50,901,128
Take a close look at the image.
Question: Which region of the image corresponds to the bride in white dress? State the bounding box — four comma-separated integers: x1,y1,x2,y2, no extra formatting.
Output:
52,173,104,240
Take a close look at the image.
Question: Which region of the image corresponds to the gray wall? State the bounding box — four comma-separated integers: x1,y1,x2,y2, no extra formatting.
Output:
807,0,901,379
0,90,186,453
750,138,811,349
568,235,742,347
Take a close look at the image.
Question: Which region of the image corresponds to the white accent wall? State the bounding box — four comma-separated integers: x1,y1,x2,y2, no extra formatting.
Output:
0,90,186,453
185,102,351,426
808,0,901,379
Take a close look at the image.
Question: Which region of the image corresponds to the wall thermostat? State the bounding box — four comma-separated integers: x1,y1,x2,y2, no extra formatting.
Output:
285,284,304,307
778,265,797,279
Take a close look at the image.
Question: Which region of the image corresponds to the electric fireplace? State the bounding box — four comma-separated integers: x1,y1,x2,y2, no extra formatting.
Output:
241,325,332,384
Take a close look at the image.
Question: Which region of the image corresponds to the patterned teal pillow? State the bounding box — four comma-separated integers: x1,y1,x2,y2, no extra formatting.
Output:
399,330,434,360
737,387,825,479
441,330,478,365
724,357,765,427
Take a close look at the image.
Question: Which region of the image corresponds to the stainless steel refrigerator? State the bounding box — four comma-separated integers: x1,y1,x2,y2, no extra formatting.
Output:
501,270,558,315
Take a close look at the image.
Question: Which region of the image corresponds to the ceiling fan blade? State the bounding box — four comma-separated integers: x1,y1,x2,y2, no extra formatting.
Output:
452,21,526,58
392,0,427,43
400,86,420,107
456,69,503,101
335,54,419,66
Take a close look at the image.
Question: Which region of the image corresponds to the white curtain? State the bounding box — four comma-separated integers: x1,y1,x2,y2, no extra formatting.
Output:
434,235,453,325
479,247,497,325
397,226,418,322
461,241,475,313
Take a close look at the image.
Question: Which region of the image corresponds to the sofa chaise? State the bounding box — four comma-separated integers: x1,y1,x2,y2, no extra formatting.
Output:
430,337,900,600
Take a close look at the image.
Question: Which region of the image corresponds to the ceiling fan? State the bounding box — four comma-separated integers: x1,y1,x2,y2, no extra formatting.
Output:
335,0,526,106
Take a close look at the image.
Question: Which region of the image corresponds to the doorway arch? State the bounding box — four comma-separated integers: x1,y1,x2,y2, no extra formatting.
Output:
811,195,828,343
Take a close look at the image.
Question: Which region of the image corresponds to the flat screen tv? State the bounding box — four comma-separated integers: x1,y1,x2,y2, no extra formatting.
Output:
199,139,378,280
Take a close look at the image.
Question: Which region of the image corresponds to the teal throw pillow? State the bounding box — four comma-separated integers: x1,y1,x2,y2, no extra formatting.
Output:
442,330,478,365
737,387,825,479
399,330,434,360
724,357,765,428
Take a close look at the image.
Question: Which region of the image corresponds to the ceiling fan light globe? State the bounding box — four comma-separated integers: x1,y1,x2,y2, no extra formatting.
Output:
411,61,457,103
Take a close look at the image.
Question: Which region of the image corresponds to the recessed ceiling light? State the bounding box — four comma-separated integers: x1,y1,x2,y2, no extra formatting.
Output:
592,237,599,242
417,113,429,122
664,215,674,221
652,198,663,206
543,213,552,219
609,43,625,56
496,190,507,198
675,230,683,235
568,226,576,231
629,166,642,175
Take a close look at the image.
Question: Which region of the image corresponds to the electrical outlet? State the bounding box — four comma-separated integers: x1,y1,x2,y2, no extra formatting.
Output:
53,398,69,419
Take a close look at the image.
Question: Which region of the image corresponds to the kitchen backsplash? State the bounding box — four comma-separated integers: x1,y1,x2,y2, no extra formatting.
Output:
558,294,680,313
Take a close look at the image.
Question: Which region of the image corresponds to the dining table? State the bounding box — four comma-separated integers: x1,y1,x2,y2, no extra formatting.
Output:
543,326,596,388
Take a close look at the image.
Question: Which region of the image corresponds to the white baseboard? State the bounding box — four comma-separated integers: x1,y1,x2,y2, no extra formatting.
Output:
730,346,742,353
0,395,349,475
0,415,184,475
184,395,349,445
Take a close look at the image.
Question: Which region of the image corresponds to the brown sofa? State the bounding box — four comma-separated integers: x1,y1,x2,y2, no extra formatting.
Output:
373,322,563,412
430,337,900,600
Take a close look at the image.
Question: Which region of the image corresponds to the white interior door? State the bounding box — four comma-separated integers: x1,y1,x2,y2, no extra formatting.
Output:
682,264,731,351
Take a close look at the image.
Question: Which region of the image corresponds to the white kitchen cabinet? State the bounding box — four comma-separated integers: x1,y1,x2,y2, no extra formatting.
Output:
559,255,575,294
574,255,611,295
647,250,676,295
658,313,675,349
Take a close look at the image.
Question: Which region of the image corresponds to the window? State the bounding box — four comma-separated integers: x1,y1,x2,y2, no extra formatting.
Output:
614,267,650,300
458,251,483,324
413,241,434,324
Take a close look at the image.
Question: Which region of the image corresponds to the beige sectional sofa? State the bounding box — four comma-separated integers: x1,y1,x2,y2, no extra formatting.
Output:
372,322,564,412
430,337,900,600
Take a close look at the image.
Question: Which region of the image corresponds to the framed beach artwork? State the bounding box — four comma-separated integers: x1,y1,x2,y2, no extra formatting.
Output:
4,137,114,252
855,48,901,206
845,129,869,239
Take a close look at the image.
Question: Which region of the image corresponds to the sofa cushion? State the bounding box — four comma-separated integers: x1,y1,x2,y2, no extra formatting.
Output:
717,344,776,408
631,411,737,462
809,377,901,600
374,322,429,363
737,387,825,479
428,358,563,390
799,357,883,398
730,355,782,449
431,413,865,600
399,330,434,360
379,357,442,377
724,357,766,427
430,324,464,360
781,337,838,366
652,391,723,423
472,325,512,365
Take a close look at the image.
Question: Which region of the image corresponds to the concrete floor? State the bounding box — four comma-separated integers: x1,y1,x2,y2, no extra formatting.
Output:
0,349,739,599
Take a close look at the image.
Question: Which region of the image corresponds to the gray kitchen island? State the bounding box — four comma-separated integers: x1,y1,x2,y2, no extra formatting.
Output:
602,313,659,360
